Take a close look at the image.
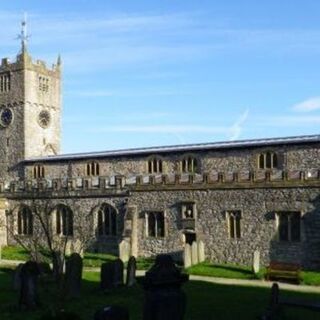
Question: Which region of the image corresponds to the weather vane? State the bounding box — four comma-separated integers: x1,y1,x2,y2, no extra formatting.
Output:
17,13,30,52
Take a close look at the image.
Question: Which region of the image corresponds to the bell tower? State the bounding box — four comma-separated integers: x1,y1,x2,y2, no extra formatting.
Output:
0,17,62,179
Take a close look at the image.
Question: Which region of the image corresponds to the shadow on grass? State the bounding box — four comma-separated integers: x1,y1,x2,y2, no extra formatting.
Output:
1,267,320,320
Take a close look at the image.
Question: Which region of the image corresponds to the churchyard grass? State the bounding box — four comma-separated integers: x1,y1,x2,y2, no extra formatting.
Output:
1,246,116,268
186,262,258,280
1,267,320,320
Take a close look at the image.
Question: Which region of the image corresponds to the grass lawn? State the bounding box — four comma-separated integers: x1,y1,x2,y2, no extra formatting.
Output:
186,262,259,280
1,267,320,320
1,246,116,268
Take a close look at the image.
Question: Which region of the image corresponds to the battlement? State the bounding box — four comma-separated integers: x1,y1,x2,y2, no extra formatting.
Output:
2,169,320,196
0,52,60,74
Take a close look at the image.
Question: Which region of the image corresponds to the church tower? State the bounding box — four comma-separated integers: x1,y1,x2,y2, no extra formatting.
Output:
0,17,61,179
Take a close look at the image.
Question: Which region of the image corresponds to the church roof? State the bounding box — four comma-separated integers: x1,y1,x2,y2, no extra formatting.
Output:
23,134,320,163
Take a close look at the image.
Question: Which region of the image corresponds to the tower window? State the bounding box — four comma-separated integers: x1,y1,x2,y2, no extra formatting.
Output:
17,206,33,235
97,204,117,236
258,152,278,169
39,76,49,93
56,205,73,236
33,165,45,179
86,161,100,176
227,211,241,239
181,156,198,173
0,72,11,92
147,157,163,174
146,211,165,238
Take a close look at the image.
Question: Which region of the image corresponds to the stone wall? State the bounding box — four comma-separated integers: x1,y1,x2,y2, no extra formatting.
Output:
22,142,320,180
129,187,320,269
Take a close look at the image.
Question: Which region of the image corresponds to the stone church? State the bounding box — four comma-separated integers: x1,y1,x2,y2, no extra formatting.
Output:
0,23,320,269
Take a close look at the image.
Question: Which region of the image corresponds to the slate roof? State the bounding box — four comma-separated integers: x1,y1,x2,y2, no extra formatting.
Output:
23,134,320,163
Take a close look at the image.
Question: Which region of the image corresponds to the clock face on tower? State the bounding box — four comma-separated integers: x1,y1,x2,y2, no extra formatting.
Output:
38,110,51,128
0,107,13,127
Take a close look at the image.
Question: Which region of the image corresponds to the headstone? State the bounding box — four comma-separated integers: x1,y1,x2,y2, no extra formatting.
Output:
38,262,52,275
100,262,115,291
142,254,189,320
13,263,24,291
119,240,130,263
65,253,83,298
19,261,40,310
197,241,205,263
183,244,191,268
191,242,198,265
113,259,124,288
94,305,130,320
252,250,260,274
126,256,136,287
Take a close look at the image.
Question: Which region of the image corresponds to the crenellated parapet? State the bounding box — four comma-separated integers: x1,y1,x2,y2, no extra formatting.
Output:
1,169,320,197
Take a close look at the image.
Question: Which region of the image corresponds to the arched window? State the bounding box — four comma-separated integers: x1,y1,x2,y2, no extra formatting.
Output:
33,165,45,179
181,156,198,173
146,211,165,238
86,161,100,176
258,152,278,169
56,205,73,236
17,206,33,235
147,157,163,174
97,204,117,236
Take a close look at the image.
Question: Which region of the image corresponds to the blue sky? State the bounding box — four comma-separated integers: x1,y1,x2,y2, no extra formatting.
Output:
1,1,320,153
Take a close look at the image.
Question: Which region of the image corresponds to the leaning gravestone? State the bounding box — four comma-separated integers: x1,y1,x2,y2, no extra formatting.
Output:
197,241,205,263
13,263,24,291
113,259,124,288
65,253,83,298
100,262,115,291
94,305,130,320
119,240,130,263
142,254,189,320
19,261,40,310
191,241,198,265
252,250,260,274
183,244,191,268
126,256,136,287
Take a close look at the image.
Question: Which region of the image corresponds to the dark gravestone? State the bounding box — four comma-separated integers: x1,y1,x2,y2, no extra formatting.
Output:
13,263,24,291
100,262,115,291
19,261,41,310
126,256,136,287
113,259,124,288
142,254,189,320
65,253,83,298
38,262,52,275
94,305,129,320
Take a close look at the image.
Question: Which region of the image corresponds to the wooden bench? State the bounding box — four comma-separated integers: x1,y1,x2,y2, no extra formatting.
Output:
265,261,301,283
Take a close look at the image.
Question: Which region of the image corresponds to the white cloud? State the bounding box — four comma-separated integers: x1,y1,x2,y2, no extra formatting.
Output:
292,97,320,112
228,109,249,140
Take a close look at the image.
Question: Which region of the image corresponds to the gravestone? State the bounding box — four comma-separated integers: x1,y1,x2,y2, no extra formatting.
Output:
183,244,191,268
126,256,136,287
13,263,24,291
119,240,130,263
65,253,83,298
94,305,130,320
142,254,189,320
197,241,205,263
191,242,198,265
19,261,40,310
100,262,115,291
38,262,52,275
252,250,260,274
113,259,124,288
